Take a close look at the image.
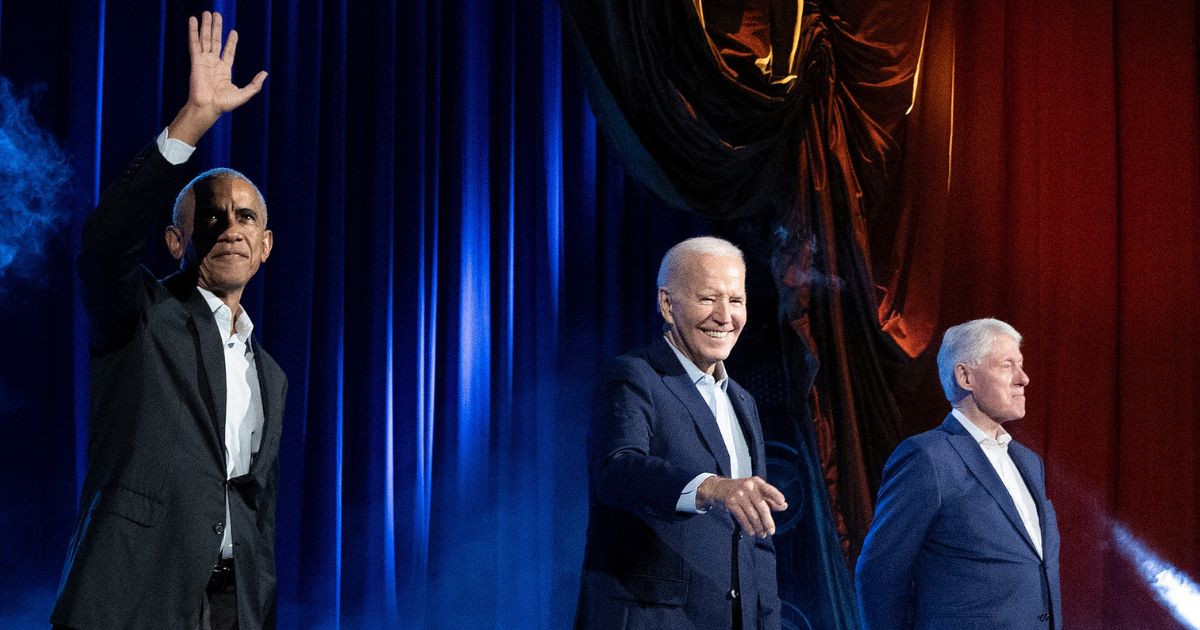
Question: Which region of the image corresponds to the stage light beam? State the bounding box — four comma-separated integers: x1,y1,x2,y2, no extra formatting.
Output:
1113,524,1200,629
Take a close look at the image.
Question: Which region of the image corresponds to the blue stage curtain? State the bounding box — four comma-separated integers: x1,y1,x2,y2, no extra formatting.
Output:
0,0,710,627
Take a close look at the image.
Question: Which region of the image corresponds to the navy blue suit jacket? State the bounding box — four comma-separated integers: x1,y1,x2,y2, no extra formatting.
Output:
856,414,1062,630
576,337,780,629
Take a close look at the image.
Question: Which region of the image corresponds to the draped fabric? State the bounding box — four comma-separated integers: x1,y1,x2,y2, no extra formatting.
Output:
893,1,1200,627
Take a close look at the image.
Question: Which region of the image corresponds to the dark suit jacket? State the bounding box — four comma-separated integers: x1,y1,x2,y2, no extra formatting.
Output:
856,414,1062,630
51,145,287,629
576,337,780,629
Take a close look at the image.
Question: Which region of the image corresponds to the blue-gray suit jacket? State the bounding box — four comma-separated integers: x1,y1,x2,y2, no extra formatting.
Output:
576,337,780,629
856,414,1062,629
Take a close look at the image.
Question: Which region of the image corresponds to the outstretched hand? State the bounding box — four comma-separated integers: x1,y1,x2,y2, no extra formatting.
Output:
697,475,788,539
169,11,268,145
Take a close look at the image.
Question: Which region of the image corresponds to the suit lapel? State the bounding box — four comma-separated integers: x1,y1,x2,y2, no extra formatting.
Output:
942,415,1040,556
648,338,732,477
182,287,228,449
250,341,284,476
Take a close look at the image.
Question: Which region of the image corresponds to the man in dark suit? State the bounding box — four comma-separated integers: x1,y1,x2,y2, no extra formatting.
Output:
51,12,285,629
856,318,1062,629
577,237,788,629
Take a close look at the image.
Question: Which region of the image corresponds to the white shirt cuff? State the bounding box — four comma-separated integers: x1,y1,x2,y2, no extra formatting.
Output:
676,472,716,513
156,127,197,165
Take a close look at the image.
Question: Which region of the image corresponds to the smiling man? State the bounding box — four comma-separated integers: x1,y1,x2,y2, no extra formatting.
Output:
856,318,1062,630
52,12,285,630
577,237,787,630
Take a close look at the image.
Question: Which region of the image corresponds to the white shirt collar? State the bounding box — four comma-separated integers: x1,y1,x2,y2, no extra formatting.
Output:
196,286,255,345
951,407,1012,446
664,334,728,388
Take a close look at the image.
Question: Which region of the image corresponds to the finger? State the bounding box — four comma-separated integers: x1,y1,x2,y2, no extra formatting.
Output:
753,499,775,537
240,71,268,95
757,478,787,507
188,16,200,56
248,70,268,91
200,12,212,53
729,504,759,538
222,29,239,63
212,12,223,54
735,499,765,537
227,72,268,109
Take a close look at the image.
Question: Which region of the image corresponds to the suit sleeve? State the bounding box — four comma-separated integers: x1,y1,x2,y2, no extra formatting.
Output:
77,144,186,352
589,358,705,518
855,439,941,630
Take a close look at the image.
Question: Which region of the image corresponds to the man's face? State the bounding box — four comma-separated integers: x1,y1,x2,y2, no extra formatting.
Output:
171,177,272,295
961,335,1029,424
659,253,746,375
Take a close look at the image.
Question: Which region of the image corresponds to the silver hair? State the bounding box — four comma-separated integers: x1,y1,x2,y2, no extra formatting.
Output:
936,318,1022,403
172,167,269,228
656,236,744,291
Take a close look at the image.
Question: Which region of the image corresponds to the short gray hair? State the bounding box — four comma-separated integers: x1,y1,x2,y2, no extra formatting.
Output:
656,236,744,290
936,318,1022,403
173,167,269,228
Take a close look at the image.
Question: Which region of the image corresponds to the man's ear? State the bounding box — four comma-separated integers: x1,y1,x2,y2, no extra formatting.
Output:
955,363,973,393
658,288,674,327
165,225,186,260
260,229,273,262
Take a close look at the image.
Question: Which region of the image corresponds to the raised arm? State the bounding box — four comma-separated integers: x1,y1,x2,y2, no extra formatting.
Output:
78,11,267,351
168,10,268,144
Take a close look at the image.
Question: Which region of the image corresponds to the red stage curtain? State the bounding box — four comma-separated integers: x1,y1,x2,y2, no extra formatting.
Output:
895,1,1200,627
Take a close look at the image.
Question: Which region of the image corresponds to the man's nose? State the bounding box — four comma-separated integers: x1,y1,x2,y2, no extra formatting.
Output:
216,214,245,241
1015,366,1030,386
712,300,730,321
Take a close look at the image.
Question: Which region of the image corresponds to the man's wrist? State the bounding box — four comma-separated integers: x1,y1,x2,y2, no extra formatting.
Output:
695,475,723,511
167,103,220,146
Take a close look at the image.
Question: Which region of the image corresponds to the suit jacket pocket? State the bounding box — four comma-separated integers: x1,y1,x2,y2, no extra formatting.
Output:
614,573,688,607
95,484,163,527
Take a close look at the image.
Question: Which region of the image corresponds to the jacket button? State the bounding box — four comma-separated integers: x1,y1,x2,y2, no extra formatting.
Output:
1038,612,1049,622
213,522,225,535
726,589,739,600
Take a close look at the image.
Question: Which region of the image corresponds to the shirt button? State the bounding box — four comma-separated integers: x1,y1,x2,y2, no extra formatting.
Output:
1038,612,1049,622
726,589,739,600
213,522,225,535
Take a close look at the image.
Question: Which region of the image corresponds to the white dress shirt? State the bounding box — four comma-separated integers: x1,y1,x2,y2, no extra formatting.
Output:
197,287,266,559
952,408,1043,556
665,337,753,513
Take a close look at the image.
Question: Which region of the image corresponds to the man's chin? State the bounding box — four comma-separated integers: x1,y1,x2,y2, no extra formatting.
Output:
198,275,250,295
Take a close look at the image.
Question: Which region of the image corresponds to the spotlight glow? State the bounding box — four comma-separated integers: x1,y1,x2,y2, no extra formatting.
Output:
1113,524,1200,629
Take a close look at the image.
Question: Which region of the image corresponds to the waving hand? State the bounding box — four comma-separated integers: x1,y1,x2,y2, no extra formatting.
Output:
169,11,268,145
